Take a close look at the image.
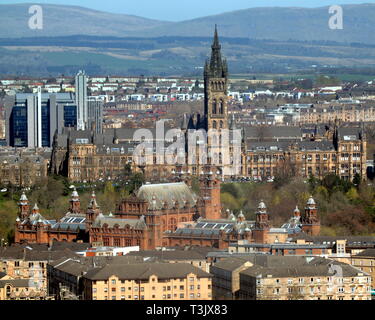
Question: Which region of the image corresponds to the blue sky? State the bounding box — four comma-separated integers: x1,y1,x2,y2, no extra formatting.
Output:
1,0,374,21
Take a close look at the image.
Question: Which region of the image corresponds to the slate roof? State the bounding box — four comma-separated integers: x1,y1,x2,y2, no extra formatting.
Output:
0,244,80,261
244,126,302,140
246,140,335,152
49,256,145,277
126,249,208,261
240,263,367,278
83,262,212,281
0,279,31,288
211,257,254,272
291,235,375,246
353,248,375,258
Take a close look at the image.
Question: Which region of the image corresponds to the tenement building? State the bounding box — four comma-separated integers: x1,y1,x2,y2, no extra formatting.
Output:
209,255,372,300
49,28,368,183
238,259,371,300
0,272,47,300
82,262,213,300
0,242,87,300
0,147,50,187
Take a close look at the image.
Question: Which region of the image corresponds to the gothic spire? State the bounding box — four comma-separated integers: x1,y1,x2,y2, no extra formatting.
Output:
205,25,227,79
212,24,221,50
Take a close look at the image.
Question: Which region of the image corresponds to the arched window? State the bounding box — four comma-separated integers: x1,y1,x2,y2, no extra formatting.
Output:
169,218,177,231
212,120,217,129
219,100,224,114
212,100,217,114
220,120,224,129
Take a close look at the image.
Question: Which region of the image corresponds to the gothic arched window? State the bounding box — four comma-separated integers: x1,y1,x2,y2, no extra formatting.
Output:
212,100,217,114
212,120,217,129
219,100,224,114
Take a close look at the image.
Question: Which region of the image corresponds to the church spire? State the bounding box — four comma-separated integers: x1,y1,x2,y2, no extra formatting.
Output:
212,24,220,50
205,25,227,79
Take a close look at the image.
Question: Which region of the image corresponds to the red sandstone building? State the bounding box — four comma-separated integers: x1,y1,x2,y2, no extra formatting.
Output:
15,171,320,250
15,188,88,244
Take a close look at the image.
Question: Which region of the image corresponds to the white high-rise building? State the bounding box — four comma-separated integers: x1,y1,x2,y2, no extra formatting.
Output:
75,70,88,130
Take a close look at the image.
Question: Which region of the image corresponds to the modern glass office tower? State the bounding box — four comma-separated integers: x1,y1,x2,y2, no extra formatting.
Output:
87,97,103,134
5,92,77,148
75,70,88,130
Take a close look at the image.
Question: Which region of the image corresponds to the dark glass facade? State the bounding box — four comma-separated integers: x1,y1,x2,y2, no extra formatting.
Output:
7,93,77,148
64,105,77,128
41,102,50,147
10,105,28,147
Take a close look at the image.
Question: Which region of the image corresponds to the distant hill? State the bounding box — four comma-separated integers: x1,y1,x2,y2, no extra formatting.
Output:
136,4,375,44
1,3,375,44
0,3,170,38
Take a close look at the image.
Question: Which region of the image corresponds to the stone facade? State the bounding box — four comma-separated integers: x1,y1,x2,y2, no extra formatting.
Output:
49,30,368,184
